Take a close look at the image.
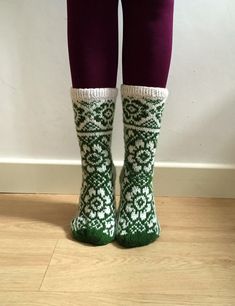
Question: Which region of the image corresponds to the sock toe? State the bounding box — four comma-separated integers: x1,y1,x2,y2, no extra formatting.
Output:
71,227,114,246
116,231,159,248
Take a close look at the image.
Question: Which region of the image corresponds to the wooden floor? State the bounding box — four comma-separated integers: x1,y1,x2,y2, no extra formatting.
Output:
0,194,234,306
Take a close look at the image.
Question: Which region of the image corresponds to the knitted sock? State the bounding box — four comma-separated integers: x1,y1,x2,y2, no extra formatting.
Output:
116,84,169,248
70,87,118,245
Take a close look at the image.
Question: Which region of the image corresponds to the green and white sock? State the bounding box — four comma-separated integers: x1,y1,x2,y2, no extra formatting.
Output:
70,87,118,245
116,84,169,248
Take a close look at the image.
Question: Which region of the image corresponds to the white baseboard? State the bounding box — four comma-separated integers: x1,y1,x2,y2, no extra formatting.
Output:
0,158,235,198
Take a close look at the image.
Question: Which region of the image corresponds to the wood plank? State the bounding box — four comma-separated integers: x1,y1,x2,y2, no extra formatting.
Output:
0,239,57,291
0,194,76,239
0,193,234,305
40,239,235,296
0,291,234,306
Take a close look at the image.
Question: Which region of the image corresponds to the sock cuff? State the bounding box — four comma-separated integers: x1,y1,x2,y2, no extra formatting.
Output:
70,87,118,101
121,84,169,100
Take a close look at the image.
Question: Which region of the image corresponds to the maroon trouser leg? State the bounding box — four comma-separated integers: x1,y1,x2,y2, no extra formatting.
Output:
66,0,174,88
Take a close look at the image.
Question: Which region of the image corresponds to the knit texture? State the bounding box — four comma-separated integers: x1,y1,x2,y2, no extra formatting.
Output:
70,87,118,245
116,84,169,248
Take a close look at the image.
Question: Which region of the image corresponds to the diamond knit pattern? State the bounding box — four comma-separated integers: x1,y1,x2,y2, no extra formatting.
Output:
70,87,118,245
116,84,169,248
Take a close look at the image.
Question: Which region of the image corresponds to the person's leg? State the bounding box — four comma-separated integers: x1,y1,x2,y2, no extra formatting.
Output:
67,0,119,88
116,0,174,247
66,0,119,245
121,0,174,88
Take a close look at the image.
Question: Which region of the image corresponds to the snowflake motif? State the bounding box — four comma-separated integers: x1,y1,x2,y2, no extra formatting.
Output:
83,187,112,220
123,98,149,123
117,183,158,236
127,139,155,173
81,143,110,173
101,102,115,121
73,100,115,132
73,104,86,127
124,186,153,221
93,101,115,127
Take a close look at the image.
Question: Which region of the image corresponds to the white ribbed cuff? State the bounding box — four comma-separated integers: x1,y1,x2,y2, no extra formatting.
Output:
121,84,169,99
70,87,118,101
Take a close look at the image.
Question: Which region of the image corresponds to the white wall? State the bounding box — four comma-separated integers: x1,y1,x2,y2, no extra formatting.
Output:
0,0,235,165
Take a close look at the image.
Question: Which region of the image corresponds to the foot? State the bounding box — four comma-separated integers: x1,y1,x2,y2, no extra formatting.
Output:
69,87,118,245
71,162,117,246
115,84,168,248
116,166,161,248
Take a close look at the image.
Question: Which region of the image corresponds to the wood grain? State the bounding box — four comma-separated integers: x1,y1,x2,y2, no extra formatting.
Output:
0,194,234,305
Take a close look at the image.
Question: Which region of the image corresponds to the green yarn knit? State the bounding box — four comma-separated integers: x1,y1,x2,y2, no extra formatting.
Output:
70,87,118,245
116,84,169,248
